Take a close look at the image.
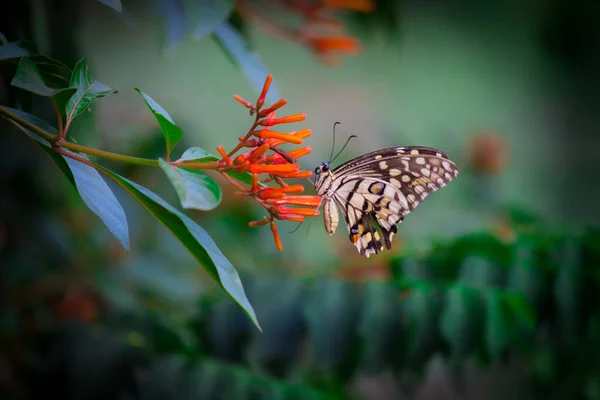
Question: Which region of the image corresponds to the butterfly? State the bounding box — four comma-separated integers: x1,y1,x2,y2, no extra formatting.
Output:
312,131,458,258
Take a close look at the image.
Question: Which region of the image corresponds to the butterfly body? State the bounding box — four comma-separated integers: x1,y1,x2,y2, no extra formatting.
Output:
313,146,458,258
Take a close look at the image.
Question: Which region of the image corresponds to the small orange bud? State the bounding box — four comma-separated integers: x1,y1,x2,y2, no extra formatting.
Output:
233,95,254,109
247,143,271,163
271,196,322,207
275,214,306,222
257,75,273,109
270,221,283,251
310,36,361,55
217,145,233,166
272,206,320,216
259,114,306,127
251,173,259,193
259,185,305,200
249,217,271,227
248,163,300,174
288,146,312,159
254,130,304,144
259,191,286,200
275,170,313,179
258,99,287,117
294,129,312,138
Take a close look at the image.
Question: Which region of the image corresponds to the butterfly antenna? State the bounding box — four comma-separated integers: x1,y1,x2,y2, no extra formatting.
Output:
328,121,342,163
289,220,304,234
330,134,357,163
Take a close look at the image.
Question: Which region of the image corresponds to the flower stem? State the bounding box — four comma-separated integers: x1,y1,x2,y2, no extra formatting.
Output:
0,105,216,170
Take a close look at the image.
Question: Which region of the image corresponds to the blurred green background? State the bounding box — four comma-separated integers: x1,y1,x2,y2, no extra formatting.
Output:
1,0,600,399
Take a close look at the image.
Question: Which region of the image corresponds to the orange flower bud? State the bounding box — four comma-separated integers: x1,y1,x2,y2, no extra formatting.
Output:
251,173,259,193
294,129,312,138
254,130,303,144
272,206,320,216
259,114,306,127
249,217,271,227
275,170,313,179
271,195,322,207
259,192,286,200
258,99,287,117
247,143,271,163
259,185,305,200
248,163,300,174
310,36,361,55
257,75,273,109
275,214,306,222
288,146,312,159
270,220,283,251
233,95,254,109
217,145,232,166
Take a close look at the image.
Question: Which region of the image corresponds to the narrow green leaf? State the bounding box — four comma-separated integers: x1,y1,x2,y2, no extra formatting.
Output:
177,146,263,187
95,165,260,330
10,57,75,101
96,0,122,12
484,292,509,358
0,40,36,59
66,59,117,122
156,0,189,52
158,158,222,211
4,107,130,251
186,0,234,40
213,22,280,105
135,88,183,159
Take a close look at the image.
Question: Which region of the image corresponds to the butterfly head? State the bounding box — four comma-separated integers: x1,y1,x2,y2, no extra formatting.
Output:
314,161,330,175
313,161,333,195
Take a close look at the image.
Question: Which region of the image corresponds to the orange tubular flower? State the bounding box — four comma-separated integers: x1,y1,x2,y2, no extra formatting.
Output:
211,75,321,251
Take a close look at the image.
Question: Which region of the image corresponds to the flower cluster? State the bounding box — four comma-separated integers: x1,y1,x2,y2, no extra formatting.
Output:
216,75,321,251
236,0,374,66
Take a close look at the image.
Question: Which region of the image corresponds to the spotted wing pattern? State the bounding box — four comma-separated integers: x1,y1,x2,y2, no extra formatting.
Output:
327,146,458,257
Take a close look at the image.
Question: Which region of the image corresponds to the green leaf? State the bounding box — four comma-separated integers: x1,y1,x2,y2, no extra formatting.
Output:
96,0,122,12
177,146,262,187
66,59,117,122
484,292,509,358
135,88,183,159
27,55,73,88
95,165,260,330
402,285,443,368
504,293,535,335
507,244,548,311
553,239,583,345
305,279,360,371
186,0,234,40
0,40,36,59
178,146,212,161
440,285,482,359
358,281,402,374
10,57,76,102
213,22,280,105
4,107,130,251
158,158,222,211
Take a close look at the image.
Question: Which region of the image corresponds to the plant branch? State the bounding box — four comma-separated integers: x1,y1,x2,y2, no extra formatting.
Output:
0,105,216,170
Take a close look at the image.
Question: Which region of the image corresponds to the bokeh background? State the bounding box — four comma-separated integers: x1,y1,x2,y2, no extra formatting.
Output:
1,0,600,399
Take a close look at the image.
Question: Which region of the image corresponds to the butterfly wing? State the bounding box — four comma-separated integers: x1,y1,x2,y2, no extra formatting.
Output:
331,146,458,257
